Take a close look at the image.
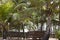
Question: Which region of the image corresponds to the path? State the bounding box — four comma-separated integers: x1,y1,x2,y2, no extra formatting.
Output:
49,38,58,40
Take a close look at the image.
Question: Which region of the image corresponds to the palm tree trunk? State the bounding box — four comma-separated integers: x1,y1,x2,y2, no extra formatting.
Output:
42,8,52,40
42,1,52,40
46,0,51,32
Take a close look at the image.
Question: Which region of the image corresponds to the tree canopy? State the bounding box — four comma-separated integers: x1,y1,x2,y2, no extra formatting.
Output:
0,0,60,31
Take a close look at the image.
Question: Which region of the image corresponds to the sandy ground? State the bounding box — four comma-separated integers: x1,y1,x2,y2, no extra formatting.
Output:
49,38,58,40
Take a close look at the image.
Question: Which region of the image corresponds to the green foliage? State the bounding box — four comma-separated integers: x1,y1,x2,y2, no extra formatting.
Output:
0,0,14,21
55,30,60,39
0,0,59,31
12,13,20,21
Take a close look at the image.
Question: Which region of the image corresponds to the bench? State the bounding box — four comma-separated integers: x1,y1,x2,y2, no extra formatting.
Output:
7,31,45,40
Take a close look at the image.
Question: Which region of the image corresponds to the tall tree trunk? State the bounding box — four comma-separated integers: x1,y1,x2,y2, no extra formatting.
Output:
46,15,51,33
42,5,52,40
46,0,51,32
42,0,52,40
